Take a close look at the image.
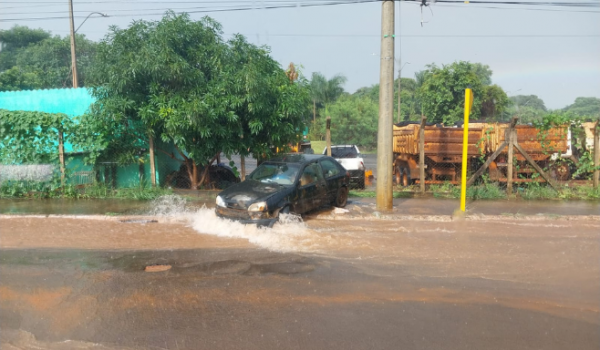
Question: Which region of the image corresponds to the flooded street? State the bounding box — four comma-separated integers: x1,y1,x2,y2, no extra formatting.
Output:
1,199,599,349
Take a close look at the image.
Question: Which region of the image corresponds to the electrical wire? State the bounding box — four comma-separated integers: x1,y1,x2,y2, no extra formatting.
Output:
0,0,377,21
2,0,600,21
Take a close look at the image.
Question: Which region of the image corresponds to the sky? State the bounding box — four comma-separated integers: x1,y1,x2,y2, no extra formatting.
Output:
1,0,599,109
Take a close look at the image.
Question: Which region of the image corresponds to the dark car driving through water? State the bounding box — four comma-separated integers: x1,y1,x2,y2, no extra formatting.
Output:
215,154,350,227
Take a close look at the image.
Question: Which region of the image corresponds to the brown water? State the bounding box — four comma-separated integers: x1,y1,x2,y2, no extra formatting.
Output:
1,199,599,350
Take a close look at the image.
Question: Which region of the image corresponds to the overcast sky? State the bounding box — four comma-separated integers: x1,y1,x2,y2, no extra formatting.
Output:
1,0,599,109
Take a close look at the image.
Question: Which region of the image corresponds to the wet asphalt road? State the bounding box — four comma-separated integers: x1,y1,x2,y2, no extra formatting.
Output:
1,206,599,350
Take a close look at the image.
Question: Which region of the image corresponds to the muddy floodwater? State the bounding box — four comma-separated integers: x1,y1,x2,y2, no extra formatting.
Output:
1,198,599,349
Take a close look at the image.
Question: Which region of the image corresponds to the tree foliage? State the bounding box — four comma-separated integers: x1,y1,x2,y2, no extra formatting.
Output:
0,26,97,91
0,66,43,91
563,97,600,118
509,95,547,112
85,12,310,189
481,84,509,120
310,95,378,149
310,72,347,105
0,26,51,70
505,95,548,123
417,61,507,125
309,72,347,120
352,76,422,122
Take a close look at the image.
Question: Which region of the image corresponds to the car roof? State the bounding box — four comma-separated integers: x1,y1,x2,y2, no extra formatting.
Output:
267,153,327,164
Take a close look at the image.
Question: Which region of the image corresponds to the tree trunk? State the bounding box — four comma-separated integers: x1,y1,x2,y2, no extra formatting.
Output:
196,153,220,189
184,159,196,190
192,163,200,190
148,134,156,187
313,100,316,122
198,164,211,190
241,156,246,181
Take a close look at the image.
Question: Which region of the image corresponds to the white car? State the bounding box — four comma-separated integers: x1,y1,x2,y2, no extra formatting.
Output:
323,145,366,189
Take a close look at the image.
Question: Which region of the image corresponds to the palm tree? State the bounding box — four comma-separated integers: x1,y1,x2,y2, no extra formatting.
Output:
310,72,347,121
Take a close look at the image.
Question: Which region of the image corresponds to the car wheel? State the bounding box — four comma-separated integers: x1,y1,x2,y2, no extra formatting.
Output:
395,165,402,186
269,206,291,228
400,167,411,187
278,205,290,218
333,187,348,208
357,177,365,190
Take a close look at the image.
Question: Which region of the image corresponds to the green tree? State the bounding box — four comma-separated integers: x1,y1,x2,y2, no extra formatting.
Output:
563,97,600,118
481,85,509,121
506,95,548,123
311,95,378,149
84,12,310,189
14,33,97,88
471,63,493,86
353,84,379,101
0,26,98,91
309,72,347,121
418,62,484,125
0,66,43,91
0,26,51,71
397,77,421,121
509,95,547,112
417,61,507,125
352,77,421,122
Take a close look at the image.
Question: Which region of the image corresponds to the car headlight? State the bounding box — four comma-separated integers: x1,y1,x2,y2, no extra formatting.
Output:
248,201,267,212
216,195,226,208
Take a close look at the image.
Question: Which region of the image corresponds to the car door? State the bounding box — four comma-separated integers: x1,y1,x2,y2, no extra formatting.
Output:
297,162,327,213
319,158,345,202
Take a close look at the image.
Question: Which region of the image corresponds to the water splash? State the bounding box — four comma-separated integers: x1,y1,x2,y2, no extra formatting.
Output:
187,207,326,253
149,195,188,216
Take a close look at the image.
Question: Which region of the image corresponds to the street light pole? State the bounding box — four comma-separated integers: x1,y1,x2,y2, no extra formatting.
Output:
69,5,108,88
75,12,109,33
68,0,78,88
397,61,410,124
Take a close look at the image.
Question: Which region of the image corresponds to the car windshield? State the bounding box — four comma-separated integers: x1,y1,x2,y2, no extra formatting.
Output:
248,162,300,185
330,147,358,158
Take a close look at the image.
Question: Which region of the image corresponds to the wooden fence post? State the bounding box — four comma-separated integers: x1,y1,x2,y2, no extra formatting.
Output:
148,134,156,187
467,117,518,186
419,116,426,194
506,125,515,195
58,131,66,186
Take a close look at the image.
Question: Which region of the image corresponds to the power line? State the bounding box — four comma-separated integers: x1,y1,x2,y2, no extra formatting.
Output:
430,0,600,7
432,3,600,13
2,0,600,21
1,0,379,22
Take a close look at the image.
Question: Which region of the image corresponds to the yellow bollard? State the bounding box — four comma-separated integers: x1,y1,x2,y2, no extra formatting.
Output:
460,88,474,212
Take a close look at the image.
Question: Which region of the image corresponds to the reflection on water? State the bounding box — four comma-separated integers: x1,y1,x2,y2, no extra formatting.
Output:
0,196,205,216
0,198,152,215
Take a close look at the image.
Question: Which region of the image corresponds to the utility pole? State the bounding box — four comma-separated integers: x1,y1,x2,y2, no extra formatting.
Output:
68,0,78,88
376,1,395,210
